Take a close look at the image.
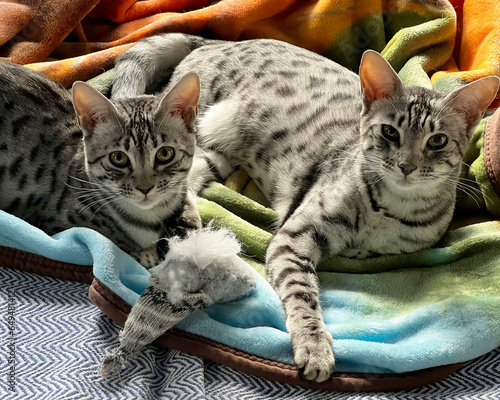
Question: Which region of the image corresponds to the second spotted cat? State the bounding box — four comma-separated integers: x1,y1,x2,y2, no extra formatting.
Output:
0,61,201,267
112,33,499,381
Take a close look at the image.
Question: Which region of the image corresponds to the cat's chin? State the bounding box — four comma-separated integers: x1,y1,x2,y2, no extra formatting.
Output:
395,178,416,189
130,198,160,211
388,177,429,194
389,178,442,198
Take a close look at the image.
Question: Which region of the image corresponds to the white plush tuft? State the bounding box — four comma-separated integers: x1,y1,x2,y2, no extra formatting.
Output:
100,228,256,377
152,227,255,305
163,226,241,270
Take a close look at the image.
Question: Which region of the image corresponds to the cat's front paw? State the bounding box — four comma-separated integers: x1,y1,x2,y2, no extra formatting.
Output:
340,247,374,259
293,330,335,382
175,192,202,236
175,206,202,237
178,210,202,230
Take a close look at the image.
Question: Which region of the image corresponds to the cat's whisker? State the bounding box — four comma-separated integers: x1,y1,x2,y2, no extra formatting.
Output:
460,161,474,170
70,186,108,195
368,177,385,187
457,178,490,195
440,177,484,208
329,156,358,164
67,175,102,187
90,195,124,219
433,181,457,204
77,192,118,207
77,193,105,202
78,194,121,215
110,104,127,137
438,172,493,204
164,180,187,192
459,189,483,206
78,199,109,215
456,185,481,208
434,111,460,125
72,184,113,196
458,181,493,205
388,100,399,115
434,91,462,122
362,163,388,178
458,176,493,193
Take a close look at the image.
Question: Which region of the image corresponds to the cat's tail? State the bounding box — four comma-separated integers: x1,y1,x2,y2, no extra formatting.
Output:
111,33,215,99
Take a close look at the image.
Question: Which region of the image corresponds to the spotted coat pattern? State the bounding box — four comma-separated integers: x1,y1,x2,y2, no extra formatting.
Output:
112,33,495,381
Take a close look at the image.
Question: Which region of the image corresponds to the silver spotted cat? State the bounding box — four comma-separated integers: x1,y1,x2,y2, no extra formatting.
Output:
0,61,202,267
112,33,499,382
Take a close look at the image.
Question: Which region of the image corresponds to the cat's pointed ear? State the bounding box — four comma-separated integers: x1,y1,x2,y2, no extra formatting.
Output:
72,81,118,137
359,50,402,107
445,76,500,125
157,73,200,126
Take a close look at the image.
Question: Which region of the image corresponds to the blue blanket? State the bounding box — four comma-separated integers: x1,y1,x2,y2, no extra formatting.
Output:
2,204,500,375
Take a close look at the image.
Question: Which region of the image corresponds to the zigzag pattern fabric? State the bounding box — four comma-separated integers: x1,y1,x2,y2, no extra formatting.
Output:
204,349,500,399
1,266,499,399
0,267,206,399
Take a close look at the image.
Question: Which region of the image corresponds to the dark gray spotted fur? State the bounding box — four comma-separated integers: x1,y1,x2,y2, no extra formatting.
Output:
0,61,201,266
111,33,499,381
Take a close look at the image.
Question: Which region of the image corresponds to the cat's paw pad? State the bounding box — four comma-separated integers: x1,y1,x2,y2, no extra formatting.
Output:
294,331,334,382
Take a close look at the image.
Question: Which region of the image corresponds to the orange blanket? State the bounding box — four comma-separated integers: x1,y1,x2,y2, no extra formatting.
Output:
0,0,498,109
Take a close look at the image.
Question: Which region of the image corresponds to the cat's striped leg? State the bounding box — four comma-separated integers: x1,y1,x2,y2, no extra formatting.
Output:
188,148,235,194
176,191,202,235
266,221,334,382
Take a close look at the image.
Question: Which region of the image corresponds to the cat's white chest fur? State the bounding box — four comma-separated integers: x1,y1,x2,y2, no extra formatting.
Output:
134,228,163,249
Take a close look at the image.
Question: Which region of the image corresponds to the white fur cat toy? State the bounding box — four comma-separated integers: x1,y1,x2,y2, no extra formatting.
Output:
100,227,256,377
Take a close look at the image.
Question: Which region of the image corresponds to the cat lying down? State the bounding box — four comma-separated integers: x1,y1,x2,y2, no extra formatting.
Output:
0,59,203,269
112,33,499,382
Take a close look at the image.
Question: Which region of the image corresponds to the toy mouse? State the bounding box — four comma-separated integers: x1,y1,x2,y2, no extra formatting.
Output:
100,227,256,377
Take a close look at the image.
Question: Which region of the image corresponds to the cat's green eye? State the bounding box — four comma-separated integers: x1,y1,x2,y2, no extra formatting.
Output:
427,134,448,150
109,151,130,168
381,124,400,142
156,146,175,164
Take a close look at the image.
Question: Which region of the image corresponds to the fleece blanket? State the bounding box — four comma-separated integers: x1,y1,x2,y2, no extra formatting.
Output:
1,0,500,393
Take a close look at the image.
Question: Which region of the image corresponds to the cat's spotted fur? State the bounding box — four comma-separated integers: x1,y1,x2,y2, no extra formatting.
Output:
112,33,499,381
0,61,201,266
